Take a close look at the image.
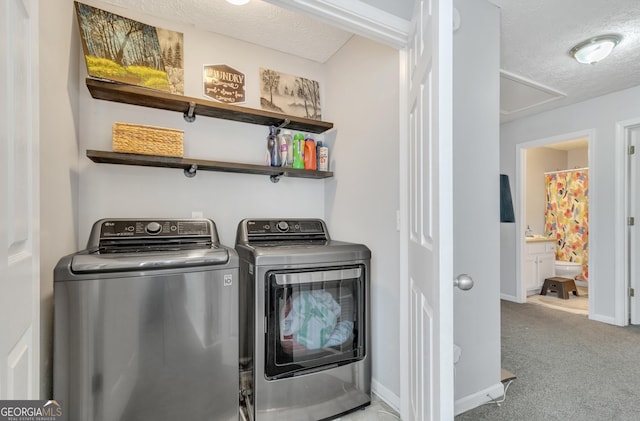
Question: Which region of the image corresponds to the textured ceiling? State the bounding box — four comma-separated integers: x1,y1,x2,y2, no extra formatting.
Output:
492,0,640,121
101,0,640,122
100,0,354,63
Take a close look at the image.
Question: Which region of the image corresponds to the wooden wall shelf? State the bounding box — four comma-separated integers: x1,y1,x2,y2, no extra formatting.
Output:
86,150,333,183
85,78,334,134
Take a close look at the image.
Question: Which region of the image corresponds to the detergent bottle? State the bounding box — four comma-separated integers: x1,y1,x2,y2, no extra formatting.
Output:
304,138,316,170
292,133,305,169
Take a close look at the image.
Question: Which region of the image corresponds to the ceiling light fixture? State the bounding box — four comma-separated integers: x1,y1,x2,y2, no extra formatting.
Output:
226,0,250,5
569,34,621,64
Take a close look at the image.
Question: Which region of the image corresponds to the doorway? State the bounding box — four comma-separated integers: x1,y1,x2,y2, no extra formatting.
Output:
515,130,593,319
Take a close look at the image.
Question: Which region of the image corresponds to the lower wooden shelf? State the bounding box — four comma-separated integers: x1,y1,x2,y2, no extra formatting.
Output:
86,150,333,182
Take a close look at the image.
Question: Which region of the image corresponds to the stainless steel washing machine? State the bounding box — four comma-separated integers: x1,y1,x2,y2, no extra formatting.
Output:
54,218,239,421
235,219,371,421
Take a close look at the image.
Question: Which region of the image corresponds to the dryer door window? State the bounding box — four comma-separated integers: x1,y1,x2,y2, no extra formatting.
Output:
265,265,366,380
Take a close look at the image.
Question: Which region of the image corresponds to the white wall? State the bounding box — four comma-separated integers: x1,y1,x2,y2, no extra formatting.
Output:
501,84,640,324
452,0,502,412
77,0,327,246
525,147,567,235
39,0,79,398
568,146,588,169
324,36,401,405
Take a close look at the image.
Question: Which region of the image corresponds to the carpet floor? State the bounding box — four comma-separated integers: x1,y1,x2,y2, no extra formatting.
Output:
455,300,640,421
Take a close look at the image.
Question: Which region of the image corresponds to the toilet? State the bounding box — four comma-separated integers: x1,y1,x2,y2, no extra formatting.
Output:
555,260,582,278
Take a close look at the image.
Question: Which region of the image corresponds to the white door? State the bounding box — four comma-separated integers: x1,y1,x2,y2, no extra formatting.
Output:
400,0,454,420
0,0,40,399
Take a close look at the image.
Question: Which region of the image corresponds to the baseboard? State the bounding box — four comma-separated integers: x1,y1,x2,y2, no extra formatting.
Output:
371,378,400,413
589,313,620,326
500,293,519,303
454,381,504,416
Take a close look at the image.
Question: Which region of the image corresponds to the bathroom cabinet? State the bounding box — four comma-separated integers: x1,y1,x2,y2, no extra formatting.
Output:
524,239,556,295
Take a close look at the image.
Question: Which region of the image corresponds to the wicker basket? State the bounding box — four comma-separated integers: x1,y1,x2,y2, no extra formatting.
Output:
112,122,183,157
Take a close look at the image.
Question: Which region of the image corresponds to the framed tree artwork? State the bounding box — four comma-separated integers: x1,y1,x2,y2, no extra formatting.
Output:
74,2,184,94
259,68,322,120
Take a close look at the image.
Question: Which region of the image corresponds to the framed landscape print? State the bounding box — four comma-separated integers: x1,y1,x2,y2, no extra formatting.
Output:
259,68,322,120
75,2,184,94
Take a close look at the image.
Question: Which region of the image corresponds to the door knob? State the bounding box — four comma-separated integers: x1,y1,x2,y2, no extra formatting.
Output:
454,274,474,290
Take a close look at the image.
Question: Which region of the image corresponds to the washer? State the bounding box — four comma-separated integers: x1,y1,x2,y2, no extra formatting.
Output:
54,218,238,421
235,218,371,421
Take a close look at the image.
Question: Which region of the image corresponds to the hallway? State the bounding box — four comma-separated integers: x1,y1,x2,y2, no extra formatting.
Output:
456,301,640,420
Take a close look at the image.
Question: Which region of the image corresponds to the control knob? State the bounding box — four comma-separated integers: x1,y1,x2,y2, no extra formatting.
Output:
276,221,289,232
145,221,162,235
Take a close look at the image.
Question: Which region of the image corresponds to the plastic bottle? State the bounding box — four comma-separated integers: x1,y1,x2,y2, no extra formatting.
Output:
304,138,316,170
280,135,288,167
316,141,322,169
280,130,293,167
292,133,305,169
525,225,534,237
268,126,281,167
318,141,329,171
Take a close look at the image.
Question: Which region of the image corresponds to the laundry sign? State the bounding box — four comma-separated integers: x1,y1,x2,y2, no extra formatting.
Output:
203,64,246,104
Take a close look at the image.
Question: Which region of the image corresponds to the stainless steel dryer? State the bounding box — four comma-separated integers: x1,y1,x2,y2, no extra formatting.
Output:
235,219,371,421
54,218,239,421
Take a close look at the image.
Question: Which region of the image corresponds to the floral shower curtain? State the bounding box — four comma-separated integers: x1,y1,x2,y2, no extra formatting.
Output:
544,169,589,281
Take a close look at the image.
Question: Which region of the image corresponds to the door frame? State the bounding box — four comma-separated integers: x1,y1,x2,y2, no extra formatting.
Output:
514,129,595,311
615,117,640,325
398,44,411,421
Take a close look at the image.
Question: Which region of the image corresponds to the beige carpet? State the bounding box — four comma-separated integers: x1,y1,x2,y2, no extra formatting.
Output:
527,286,588,315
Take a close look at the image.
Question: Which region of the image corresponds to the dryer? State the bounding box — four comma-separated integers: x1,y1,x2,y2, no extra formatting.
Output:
235,219,371,421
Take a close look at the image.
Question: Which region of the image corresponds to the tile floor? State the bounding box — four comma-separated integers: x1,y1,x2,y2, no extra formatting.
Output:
335,395,400,421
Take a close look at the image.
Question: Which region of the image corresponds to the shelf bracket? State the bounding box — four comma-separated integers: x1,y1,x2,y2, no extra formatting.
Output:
276,119,290,130
183,102,197,122
270,173,284,183
184,164,198,178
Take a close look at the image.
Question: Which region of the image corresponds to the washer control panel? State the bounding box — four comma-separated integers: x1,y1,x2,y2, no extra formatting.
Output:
99,219,211,238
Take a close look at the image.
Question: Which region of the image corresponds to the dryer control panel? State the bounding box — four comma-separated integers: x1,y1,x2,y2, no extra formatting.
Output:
246,220,324,235
240,219,329,244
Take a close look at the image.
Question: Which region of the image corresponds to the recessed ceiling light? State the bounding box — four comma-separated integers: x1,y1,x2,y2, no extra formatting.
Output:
226,0,250,5
569,34,621,64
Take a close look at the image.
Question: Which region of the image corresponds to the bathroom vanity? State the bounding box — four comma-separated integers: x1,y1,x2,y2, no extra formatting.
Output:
524,237,556,295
